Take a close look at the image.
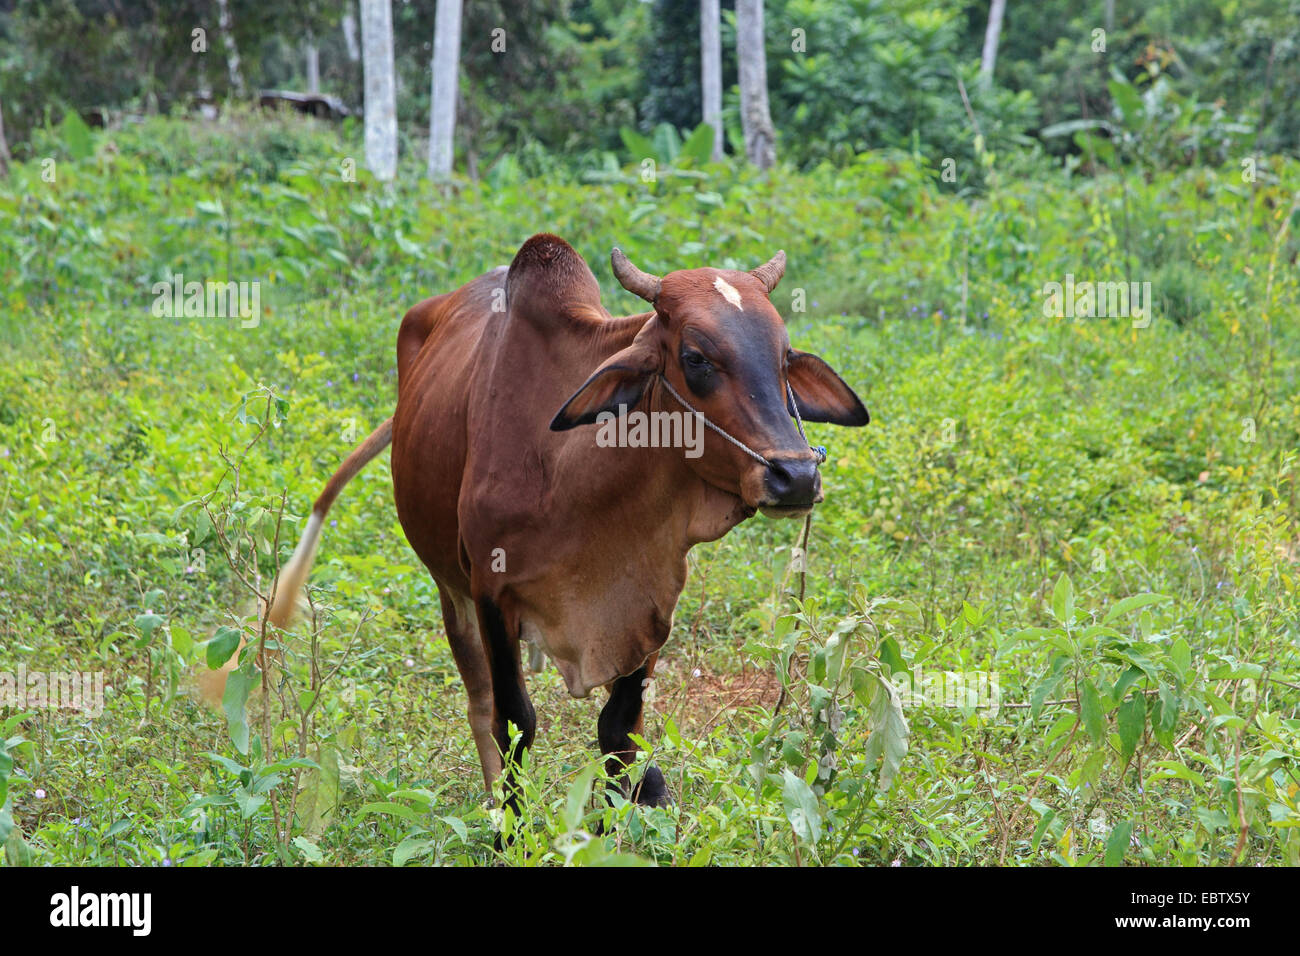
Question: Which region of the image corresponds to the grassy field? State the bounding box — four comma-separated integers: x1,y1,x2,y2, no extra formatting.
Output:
1,113,1299,866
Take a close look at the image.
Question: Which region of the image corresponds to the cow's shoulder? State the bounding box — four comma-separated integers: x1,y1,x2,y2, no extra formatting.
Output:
396,267,508,387
505,233,609,329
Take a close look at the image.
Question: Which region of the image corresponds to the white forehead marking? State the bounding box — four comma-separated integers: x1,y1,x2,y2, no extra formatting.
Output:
713,276,743,309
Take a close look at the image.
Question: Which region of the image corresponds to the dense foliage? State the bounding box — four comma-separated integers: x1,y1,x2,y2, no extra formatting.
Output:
2,0,1297,179
1,111,1297,865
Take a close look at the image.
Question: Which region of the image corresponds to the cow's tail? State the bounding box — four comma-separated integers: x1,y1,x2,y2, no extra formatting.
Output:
197,417,394,707
266,416,395,629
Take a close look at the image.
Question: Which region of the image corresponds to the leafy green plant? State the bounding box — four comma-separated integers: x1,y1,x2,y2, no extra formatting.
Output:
738,588,911,863
1,112,1298,867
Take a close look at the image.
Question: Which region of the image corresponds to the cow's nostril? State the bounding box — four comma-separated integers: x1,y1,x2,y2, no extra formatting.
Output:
765,457,819,505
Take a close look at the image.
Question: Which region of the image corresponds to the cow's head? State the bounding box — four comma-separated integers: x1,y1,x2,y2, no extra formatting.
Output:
550,248,869,518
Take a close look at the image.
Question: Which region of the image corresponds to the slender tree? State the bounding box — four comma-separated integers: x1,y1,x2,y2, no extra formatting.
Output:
979,0,1007,89
215,0,246,97
428,0,463,180
0,98,10,178
305,31,321,94
360,0,398,181
700,0,723,161
736,0,775,169
342,4,361,62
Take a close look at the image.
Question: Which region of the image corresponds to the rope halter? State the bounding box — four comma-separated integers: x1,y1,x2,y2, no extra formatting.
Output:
656,374,827,469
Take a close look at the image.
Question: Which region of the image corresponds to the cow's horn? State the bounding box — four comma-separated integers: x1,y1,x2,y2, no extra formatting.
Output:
751,250,787,293
611,248,661,303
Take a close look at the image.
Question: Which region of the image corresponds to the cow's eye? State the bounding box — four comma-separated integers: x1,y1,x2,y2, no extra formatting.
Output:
683,350,711,372
681,349,716,395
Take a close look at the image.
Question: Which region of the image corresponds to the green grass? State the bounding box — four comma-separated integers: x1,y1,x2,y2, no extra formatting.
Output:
1,112,1299,866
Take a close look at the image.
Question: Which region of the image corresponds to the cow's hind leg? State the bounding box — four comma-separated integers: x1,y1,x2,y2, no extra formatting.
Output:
475,595,537,817
598,654,671,807
438,586,500,790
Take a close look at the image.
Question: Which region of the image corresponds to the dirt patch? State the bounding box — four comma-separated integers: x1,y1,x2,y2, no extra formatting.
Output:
649,659,782,734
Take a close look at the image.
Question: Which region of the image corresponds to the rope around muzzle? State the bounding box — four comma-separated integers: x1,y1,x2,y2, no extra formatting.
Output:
655,374,827,468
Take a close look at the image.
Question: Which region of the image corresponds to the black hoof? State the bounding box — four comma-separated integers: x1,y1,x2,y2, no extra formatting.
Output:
629,764,673,808
595,765,673,833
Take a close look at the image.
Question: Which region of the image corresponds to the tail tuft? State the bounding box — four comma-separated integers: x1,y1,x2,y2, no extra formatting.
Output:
268,510,323,630
195,512,322,709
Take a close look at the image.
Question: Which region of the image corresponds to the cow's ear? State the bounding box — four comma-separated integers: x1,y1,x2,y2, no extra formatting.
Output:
550,340,660,430
786,350,870,426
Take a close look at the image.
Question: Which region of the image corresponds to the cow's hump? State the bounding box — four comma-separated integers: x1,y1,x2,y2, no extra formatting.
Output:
505,233,608,328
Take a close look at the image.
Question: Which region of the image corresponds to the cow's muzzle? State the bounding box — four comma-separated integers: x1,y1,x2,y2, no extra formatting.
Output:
758,456,823,517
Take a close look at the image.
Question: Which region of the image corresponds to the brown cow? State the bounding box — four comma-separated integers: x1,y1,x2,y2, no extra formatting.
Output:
261,233,868,812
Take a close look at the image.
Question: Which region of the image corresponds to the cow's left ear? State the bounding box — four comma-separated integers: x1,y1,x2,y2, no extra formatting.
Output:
786,350,870,426
550,340,660,430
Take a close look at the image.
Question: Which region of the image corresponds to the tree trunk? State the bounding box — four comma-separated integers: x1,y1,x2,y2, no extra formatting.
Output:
0,98,10,178
979,0,1007,89
342,6,360,62
305,32,320,94
700,0,723,161
428,0,463,180
215,0,246,97
735,0,775,170
360,0,398,181
196,55,216,119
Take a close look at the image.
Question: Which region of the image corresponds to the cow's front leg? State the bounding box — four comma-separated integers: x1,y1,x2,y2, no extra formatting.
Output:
598,654,671,807
476,595,537,820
